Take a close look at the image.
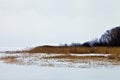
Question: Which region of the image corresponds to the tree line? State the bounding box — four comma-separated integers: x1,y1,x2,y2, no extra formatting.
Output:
61,26,120,47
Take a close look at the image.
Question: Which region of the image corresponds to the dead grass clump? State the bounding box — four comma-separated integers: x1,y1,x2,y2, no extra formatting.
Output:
108,53,120,60
0,56,18,63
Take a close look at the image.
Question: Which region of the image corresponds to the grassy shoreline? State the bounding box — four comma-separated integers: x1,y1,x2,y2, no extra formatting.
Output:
22,46,120,54
6,46,119,60
1,46,120,67
1,52,120,67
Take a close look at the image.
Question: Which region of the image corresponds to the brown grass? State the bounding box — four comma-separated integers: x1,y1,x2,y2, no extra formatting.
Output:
0,53,120,67
10,46,120,60
24,46,120,55
0,56,18,63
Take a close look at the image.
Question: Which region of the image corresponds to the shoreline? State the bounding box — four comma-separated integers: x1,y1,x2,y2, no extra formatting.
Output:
22,46,120,54
3,46,120,60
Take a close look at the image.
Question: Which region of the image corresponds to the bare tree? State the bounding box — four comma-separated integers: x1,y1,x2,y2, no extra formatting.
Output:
99,26,120,46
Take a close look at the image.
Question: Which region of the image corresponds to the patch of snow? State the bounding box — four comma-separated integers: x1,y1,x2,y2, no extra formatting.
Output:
70,53,111,57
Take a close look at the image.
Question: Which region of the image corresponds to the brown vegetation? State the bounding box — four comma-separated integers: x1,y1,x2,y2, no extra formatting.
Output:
0,56,18,63
0,53,120,67
20,46,120,60
24,46,120,54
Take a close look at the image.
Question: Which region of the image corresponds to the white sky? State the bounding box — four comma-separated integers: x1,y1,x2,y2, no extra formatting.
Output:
0,0,120,47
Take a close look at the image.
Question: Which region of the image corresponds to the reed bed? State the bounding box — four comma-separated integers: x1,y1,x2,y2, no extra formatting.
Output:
24,46,120,55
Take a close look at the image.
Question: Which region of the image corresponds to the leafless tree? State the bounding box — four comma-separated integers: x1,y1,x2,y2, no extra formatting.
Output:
100,26,120,46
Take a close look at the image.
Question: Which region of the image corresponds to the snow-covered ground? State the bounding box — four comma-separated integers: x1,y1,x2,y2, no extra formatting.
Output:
70,53,111,57
0,53,118,68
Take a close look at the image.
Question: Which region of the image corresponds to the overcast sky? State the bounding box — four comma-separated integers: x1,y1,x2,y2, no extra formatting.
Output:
0,0,120,48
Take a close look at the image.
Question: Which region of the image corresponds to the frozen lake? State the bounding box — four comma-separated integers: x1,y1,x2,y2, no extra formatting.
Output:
0,52,120,80
0,61,120,80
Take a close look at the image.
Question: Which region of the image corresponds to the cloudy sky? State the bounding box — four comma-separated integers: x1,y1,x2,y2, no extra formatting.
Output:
0,0,120,48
